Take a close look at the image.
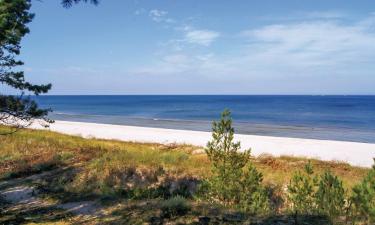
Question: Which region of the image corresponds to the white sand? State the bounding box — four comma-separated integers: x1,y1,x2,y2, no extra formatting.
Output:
31,120,375,168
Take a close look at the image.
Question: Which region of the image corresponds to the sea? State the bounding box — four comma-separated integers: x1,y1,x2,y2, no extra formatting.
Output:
34,95,375,143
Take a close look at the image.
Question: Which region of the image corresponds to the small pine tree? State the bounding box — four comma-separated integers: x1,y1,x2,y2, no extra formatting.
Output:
315,170,346,221
239,162,269,213
350,159,375,224
287,161,317,217
205,109,251,205
203,109,269,213
206,109,251,172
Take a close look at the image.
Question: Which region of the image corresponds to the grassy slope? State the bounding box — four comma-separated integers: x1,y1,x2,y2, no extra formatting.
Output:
0,126,370,224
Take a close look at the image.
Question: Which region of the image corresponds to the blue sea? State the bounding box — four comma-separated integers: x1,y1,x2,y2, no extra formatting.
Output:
34,95,375,143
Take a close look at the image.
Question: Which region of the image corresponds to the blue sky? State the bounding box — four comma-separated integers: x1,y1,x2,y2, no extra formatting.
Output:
15,0,375,94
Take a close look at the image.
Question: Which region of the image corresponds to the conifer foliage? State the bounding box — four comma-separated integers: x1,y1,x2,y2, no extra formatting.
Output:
350,159,375,224
1,0,100,133
287,161,317,217
203,109,269,214
61,0,99,8
0,0,52,131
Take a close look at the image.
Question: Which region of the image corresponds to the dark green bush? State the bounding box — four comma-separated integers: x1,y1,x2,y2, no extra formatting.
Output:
287,161,317,216
315,170,346,221
160,196,191,218
239,162,269,213
350,159,375,224
287,162,347,223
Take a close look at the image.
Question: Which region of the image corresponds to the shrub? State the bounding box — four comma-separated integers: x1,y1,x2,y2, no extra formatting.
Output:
239,162,270,214
161,196,191,218
315,170,346,221
287,161,317,216
350,159,375,224
202,109,269,214
287,162,346,223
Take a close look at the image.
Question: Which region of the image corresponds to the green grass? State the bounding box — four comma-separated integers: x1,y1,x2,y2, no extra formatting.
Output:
0,125,370,224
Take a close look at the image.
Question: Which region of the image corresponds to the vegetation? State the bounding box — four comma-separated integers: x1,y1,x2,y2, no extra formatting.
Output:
61,0,99,8
287,159,375,224
287,161,316,217
315,170,346,221
0,0,98,133
350,160,375,224
0,0,52,131
202,109,269,214
161,196,191,218
0,111,373,224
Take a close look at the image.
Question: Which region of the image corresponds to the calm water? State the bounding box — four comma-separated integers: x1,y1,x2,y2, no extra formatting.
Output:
34,95,375,143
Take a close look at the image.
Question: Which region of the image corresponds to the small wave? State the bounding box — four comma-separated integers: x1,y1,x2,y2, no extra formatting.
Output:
53,112,78,116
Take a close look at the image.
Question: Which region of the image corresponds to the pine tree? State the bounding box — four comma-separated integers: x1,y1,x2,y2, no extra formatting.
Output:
205,109,251,205
0,0,52,132
1,0,99,133
61,0,99,8
203,109,269,213
287,161,317,217
315,170,346,221
350,159,375,224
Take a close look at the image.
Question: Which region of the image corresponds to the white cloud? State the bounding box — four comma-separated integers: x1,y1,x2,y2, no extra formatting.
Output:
258,10,346,22
149,9,167,19
184,29,220,46
131,13,375,93
241,19,375,69
160,27,220,49
149,9,174,23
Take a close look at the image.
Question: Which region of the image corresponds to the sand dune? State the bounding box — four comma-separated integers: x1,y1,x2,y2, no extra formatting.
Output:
31,120,375,168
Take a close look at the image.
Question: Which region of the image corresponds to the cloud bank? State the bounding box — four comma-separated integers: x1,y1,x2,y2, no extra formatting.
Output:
129,12,375,94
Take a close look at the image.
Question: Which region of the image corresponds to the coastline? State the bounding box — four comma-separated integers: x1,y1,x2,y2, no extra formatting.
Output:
47,112,375,143
31,120,375,168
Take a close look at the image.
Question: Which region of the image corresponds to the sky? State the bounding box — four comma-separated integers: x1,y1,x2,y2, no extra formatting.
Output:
12,0,375,94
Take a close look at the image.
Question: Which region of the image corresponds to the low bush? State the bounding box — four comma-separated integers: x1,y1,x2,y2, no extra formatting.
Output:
288,161,347,223
315,170,346,221
287,161,317,216
350,159,375,224
239,162,269,214
160,196,191,218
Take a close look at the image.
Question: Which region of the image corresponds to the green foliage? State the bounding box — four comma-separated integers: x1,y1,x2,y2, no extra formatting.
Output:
161,196,191,218
0,0,51,130
350,159,375,224
0,124,373,224
288,162,347,223
204,109,250,205
61,0,99,8
206,109,251,171
239,162,270,214
203,109,269,214
287,161,317,215
315,170,346,221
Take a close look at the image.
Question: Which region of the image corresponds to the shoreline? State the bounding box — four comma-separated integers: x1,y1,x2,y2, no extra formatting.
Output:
48,113,375,143
30,120,375,168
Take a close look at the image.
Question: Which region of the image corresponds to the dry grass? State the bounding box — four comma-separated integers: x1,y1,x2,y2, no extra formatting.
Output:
0,125,368,189
0,125,371,224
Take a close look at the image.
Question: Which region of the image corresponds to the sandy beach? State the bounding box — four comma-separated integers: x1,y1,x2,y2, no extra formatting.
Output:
30,120,375,168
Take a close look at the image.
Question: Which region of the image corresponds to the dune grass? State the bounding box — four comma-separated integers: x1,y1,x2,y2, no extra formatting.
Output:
0,125,367,188
0,125,370,224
